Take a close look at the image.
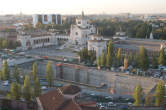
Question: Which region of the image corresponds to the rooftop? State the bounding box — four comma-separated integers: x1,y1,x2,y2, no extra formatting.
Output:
60,84,81,95
38,85,99,110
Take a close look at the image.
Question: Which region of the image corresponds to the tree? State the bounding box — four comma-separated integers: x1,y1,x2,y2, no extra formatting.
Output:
128,52,133,65
134,84,143,106
139,46,149,70
152,54,158,69
136,23,150,38
100,51,106,68
158,48,166,65
116,48,122,66
2,38,8,49
11,82,21,100
22,75,32,101
13,65,20,83
106,41,113,68
155,81,165,106
0,38,3,49
106,51,112,68
88,50,96,64
133,54,139,68
2,60,10,80
97,56,101,69
32,62,38,80
0,70,3,80
7,94,11,100
34,77,41,97
108,41,114,57
145,93,153,106
46,61,54,87
78,48,89,62
124,56,128,71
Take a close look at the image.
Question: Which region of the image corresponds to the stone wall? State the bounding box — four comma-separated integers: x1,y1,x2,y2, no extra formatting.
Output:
56,64,160,95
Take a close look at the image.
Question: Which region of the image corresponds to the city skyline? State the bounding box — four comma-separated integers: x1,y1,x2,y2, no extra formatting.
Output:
0,0,166,15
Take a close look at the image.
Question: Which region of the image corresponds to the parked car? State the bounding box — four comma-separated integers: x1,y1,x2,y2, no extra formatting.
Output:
3,81,9,86
41,86,47,90
55,83,63,87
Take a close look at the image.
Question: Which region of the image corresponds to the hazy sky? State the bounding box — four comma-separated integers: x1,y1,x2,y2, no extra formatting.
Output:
0,0,166,15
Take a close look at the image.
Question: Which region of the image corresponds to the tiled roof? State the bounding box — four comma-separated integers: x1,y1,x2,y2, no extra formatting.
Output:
38,85,98,110
60,85,81,95
59,99,82,110
39,89,66,110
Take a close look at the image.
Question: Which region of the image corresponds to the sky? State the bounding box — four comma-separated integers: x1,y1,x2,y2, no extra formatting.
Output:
0,0,166,15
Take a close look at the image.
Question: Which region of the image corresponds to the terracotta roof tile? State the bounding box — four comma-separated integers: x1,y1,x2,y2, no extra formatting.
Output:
60,85,81,95
38,87,82,110
39,89,65,110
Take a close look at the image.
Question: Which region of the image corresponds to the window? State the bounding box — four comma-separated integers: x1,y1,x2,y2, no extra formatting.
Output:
38,15,42,23
52,15,56,24
44,15,48,22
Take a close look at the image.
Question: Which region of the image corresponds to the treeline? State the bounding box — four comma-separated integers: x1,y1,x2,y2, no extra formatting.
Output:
0,38,21,50
97,41,150,71
98,41,166,71
134,82,165,107
0,60,54,101
91,19,166,39
78,48,96,65
79,41,166,71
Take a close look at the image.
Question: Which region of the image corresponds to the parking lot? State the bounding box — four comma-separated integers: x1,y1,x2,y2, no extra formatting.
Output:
25,46,78,59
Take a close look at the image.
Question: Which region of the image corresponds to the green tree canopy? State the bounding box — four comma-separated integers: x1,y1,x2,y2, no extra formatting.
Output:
22,75,32,101
46,61,54,87
106,41,114,68
101,51,106,68
116,48,122,66
152,54,158,69
0,38,3,49
11,82,21,100
34,77,41,97
134,84,143,106
128,52,133,65
32,62,38,80
2,60,10,80
2,38,8,49
13,65,20,83
139,46,149,70
158,48,166,65
155,81,165,106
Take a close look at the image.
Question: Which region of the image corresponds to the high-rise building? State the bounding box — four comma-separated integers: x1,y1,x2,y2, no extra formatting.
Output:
32,14,62,27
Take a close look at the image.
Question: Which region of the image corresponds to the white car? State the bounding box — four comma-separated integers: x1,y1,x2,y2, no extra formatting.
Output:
128,102,133,106
108,102,116,107
99,105,105,109
3,81,9,86
41,86,47,90
105,96,113,100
